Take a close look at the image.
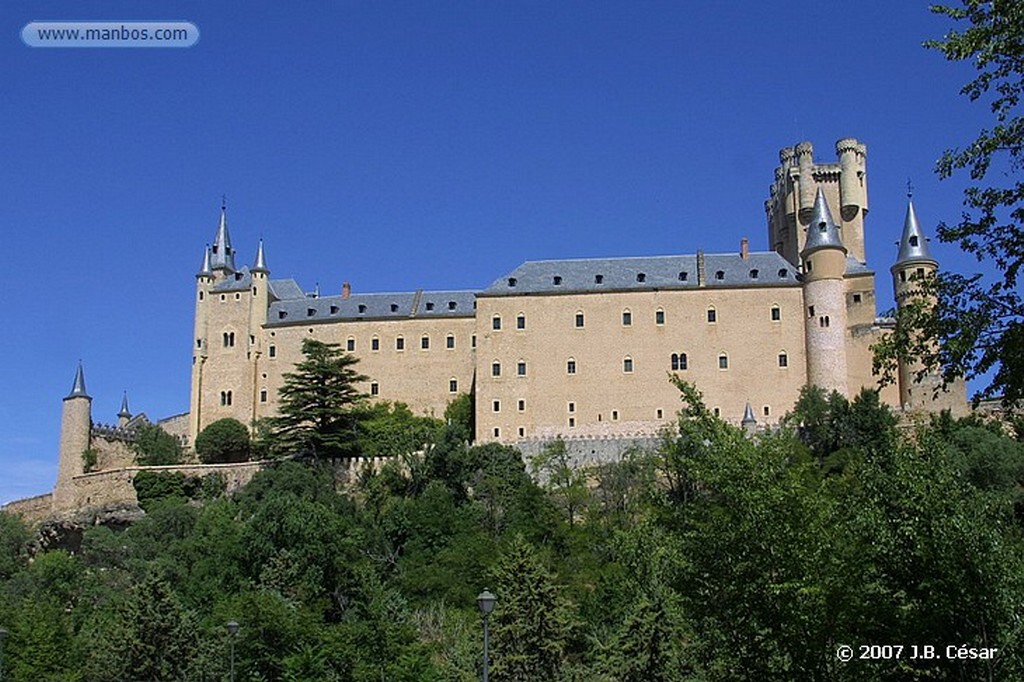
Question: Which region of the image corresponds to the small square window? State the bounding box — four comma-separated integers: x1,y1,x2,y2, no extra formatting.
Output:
853,293,862,303
595,274,604,284
517,361,527,376
371,337,380,351
568,417,575,427
553,276,562,285
370,382,379,396
655,310,665,325
636,273,646,283
425,301,435,311
449,379,458,393
679,271,688,281
715,270,724,280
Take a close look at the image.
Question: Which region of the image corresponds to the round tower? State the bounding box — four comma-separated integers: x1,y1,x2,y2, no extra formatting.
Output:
795,141,816,222
248,239,271,427
117,391,132,427
891,197,939,409
801,188,849,395
190,243,215,444
55,364,92,504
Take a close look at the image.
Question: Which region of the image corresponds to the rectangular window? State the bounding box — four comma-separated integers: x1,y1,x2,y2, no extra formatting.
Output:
778,353,788,368
449,379,458,393
518,427,524,437
492,362,501,377
493,400,500,413
268,345,276,358
472,335,477,348
623,357,633,373
493,316,502,330
493,427,500,438
517,315,526,330
568,417,575,427
517,361,527,376
347,338,355,351
771,307,781,321
707,309,717,323
371,338,380,351
517,399,525,412
446,335,455,349
622,311,632,326
421,336,430,350
719,355,729,369
370,382,379,396
575,312,585,328
656,408,663,419
567,359,576,375
568,402,575,413
655,310,665,325
259,389,268,403
396,337,405,350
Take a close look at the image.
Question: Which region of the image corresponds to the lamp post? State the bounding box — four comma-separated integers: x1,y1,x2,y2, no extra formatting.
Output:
0,627,7,682
476,590,496,682
226,620,239,682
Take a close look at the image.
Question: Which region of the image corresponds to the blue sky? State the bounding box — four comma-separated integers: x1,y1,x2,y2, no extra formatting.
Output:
0,1,997,504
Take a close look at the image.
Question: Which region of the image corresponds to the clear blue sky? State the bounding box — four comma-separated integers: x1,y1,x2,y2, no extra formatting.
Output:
0,1,996,504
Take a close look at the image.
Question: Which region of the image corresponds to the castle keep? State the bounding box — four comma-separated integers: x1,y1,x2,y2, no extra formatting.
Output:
3,137,967,520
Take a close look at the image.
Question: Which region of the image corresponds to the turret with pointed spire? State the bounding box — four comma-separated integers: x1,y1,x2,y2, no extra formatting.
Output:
251,238,269,275
801,189,850,395
891,194,938,304
741,402,758,435
210,199,235,273
197,245,214,280
118,392,132,427
56,363,93,501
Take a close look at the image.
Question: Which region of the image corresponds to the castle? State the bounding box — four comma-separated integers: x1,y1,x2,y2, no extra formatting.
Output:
3,137,966,521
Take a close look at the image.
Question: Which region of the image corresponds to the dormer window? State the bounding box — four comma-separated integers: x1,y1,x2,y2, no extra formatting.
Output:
553,276,563,286
330,305,339,315
909,236,919,247
679,271,688,281
390,303,399,313
750,269,759,279
715,270,724,280
425,302,434,311
307,308,316,317
778,268,788,278
636,273,646,283
508,277,517,287
278,311,288,320
448,301,457,310
234,272,243,281
595,274,604,284
358,304,367,314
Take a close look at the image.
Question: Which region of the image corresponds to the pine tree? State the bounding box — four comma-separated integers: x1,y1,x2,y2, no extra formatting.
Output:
490,535,573,682
270,339,368,459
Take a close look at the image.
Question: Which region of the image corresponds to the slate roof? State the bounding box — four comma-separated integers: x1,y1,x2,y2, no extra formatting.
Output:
266,290,477,327
895,200,936,265
481,252,801,296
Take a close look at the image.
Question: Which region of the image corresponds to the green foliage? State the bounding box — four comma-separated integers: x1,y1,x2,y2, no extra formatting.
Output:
490,534,574,682
444,392,475,443
893,1,1024,406
0,512,29,580
132,470,192,509
357,401,444,458
82,447,98,473
194,417,250,463
133,423,183,466
269,338,369,459
530,438,589,526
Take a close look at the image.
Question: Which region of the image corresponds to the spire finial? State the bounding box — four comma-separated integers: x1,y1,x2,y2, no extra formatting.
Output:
118,391,132,420
221,194,227,210
906,178,913,199
66,362,90,400
252,238,269,274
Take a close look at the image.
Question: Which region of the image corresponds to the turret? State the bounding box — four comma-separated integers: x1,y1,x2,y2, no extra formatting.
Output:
118,392,132,427
801,189,849,395
891,198,937,303
210,200,235,274
795,141,816,222
55,364,92,502
741,402,757,435
248,239,271,386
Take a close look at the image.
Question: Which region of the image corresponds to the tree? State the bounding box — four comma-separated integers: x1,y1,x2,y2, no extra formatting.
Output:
356,401,444,459
195,417,251,463
133,423,183,466
269,339,368,459
894,1,1024,406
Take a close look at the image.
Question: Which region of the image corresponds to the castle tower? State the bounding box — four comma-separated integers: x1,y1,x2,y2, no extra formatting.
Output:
890,197,965,413
247,239,271,428
55,364,92,504
801,188,849,395
117,392,132,427
189,244,215,442
766,138,868,266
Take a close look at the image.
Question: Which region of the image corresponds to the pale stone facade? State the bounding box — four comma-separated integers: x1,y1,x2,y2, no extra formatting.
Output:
2,136,969,522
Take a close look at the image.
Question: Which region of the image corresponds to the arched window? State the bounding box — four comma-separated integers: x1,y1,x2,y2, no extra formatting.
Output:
575,311,585,328
566,358,577,375
623,356,634,373
778,352,788,368
446,334,455,349
622,309,632,326
655,308,665,325
492,314,502,330
718,353,729,370
771,305,781,321
517,313,526,330
707,307,717,323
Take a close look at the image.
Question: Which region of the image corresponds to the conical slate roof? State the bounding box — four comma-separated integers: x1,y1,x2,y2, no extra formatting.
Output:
197,245,213,278
210,202,235,272
895,199,936,266
251,238,269,274
118,392,132,420
802,188,846,255
66,363,90,400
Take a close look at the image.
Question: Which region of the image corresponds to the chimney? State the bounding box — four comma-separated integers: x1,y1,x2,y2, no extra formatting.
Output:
342,281,351,299
696,250,706,287
740,237,749,260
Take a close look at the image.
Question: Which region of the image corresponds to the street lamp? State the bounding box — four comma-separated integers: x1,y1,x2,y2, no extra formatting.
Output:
0,626,6,679
226,620,239,682
476,590,496,682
